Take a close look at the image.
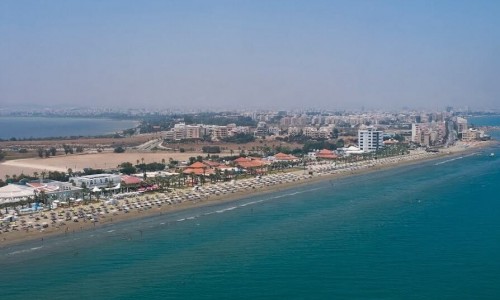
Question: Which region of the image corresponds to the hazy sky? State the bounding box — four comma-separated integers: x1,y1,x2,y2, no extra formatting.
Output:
1,0,499,110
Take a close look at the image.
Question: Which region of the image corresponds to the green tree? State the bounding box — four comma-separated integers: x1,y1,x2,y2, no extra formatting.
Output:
49,147,57,156
114,146,126,153
63,144,70,154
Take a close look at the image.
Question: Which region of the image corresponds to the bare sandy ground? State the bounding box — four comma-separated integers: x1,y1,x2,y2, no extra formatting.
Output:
0,151,205,178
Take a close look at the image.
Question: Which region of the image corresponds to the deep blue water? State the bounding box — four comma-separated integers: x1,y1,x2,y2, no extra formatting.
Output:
0,126,499,299
469,115,500,127
0,117,138,139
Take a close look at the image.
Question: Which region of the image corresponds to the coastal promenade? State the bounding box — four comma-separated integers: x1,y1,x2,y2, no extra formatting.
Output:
1,141,491,248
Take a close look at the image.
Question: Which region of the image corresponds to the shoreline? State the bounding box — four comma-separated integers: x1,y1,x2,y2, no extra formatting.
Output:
0,140,497,249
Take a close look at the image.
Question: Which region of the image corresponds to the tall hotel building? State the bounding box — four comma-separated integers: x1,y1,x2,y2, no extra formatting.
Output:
358,126,383,152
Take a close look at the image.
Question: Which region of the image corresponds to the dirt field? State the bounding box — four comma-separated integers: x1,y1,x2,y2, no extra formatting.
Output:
0,132,304,178
0,151,208,178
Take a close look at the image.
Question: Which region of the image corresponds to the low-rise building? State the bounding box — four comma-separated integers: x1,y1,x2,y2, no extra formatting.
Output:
254,121,268,137
288,127,302,136
73,174,122,189
462,128,481,141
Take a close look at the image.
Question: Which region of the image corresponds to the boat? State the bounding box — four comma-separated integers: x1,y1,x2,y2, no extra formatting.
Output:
490,153,495,157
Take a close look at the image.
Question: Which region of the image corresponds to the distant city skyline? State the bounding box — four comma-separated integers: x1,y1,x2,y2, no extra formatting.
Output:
1,1,499,110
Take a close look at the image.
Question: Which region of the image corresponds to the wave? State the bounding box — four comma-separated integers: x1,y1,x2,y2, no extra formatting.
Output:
7,246,44,256
434,152,478,165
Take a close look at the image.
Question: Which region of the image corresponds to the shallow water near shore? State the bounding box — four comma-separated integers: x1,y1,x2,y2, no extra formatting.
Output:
1,138,500,299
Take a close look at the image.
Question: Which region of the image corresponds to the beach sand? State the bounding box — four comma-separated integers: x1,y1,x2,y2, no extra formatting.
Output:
0,140,495,248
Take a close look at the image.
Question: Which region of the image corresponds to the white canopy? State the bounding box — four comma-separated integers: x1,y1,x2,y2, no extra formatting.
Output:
0,184,35,204
92,187,102,193
105,183,121,191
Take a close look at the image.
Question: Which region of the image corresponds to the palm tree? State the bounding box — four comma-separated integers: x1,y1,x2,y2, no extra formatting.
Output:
41,171,47,180
215,168,222,183
80,182,91,203
181,173,187,186
26,196,33,208
175,174,182,188
189,172,196,186
39,190,47,207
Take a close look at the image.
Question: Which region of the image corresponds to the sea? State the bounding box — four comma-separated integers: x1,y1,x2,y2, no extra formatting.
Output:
0,117,138,140
0,118,499,299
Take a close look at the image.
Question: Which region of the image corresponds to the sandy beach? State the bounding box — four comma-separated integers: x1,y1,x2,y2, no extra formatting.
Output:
1,140,495,248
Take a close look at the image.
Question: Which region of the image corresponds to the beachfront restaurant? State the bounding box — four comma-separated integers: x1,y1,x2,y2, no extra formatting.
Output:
0,184,35,207
0,180,83,209
72,174,122,189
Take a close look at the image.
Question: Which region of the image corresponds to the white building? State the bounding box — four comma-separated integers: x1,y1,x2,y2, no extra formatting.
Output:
268,126,281,135
358,126,383,152
288,127,302,136
210,125,229,140
254,121,268,137
456,117,468,134
462,128,480,141
411,122,446,146
303,126,319,139
185,125,201,139
411,123,422,143
73,174,122,189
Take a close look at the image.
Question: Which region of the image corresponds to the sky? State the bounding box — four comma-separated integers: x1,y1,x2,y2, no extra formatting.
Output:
1,0,499,111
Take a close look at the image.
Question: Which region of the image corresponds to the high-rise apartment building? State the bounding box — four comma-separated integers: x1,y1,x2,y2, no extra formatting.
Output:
358,126,383,152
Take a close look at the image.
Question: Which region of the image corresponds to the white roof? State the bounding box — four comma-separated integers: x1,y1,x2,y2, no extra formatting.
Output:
0,184,35,204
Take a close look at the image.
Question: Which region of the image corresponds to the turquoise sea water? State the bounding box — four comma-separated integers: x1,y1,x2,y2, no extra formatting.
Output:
0,117,138,139
1,127,499,299
469,115,500,127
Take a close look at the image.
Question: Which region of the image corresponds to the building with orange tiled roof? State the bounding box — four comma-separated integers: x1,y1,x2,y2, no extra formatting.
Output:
234,158,268,175
183,167,214,176
315,149,339,160
203,161,221,168
182,161,219,176
234,156,252,163
273,152,299,161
